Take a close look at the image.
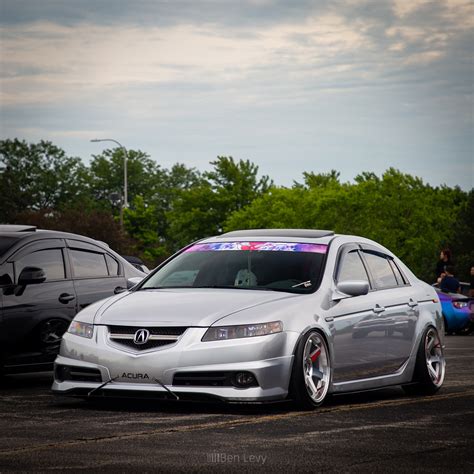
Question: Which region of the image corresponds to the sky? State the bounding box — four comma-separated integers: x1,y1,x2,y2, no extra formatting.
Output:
0,0,473,189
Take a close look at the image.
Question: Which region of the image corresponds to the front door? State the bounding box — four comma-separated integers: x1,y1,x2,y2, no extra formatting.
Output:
2,242,77,368
327,245,389,382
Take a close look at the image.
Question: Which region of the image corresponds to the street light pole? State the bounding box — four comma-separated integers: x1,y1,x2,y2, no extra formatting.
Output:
90,138,128,228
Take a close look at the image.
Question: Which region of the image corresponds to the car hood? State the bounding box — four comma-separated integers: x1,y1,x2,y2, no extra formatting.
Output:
93,288,298,327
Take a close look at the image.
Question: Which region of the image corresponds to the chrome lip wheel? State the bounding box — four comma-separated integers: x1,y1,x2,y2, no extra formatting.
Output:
425,328,445,387
303,333,330,404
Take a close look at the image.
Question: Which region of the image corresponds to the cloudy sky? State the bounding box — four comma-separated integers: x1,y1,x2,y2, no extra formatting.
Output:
0,0,472,189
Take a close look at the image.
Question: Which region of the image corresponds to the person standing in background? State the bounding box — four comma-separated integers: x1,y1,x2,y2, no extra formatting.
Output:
440,265,461,294
435,249,453,282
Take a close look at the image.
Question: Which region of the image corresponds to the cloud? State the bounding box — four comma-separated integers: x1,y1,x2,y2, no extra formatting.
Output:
0,0,472,190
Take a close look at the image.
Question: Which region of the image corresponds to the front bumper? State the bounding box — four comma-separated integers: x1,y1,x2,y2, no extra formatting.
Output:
52,326,299,402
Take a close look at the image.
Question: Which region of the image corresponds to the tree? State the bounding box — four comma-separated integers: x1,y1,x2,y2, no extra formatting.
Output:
150,163,202,243
450,189,474,281
88,148,164,211
0,139,89,222
15,207,136,255
224,168,469,282
123,196,166,265
166,157,272,250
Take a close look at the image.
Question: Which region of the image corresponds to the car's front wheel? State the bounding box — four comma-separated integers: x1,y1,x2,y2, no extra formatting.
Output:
403,326,445,395
290,330,331,410
38,319,69,355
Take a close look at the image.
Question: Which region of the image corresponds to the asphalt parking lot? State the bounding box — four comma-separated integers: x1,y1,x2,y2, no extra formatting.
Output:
0,335,472,473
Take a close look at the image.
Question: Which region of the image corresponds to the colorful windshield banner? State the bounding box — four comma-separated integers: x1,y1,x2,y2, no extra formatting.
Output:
185,242,328,253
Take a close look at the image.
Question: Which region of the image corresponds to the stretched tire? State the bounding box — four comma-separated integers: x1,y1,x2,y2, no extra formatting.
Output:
403,326,445,396
290,330,331,410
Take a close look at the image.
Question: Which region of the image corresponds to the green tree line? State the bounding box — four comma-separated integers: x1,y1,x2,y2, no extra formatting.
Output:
0,138,472,282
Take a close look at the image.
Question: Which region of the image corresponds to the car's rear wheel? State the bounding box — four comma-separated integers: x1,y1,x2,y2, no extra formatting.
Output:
403,326,445,395
290,330,331,410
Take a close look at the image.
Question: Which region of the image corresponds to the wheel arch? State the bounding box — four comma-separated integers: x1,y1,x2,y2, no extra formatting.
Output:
288,324,333,393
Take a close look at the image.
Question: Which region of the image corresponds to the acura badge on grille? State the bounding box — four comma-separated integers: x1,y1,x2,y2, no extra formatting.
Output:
134,329,150,345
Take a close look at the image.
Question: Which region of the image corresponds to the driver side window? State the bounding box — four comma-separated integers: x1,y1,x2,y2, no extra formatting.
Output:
15,249,66,282
337,249,369,283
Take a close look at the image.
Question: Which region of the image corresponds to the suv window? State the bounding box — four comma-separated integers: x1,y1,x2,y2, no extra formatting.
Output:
70,250,108,278
16,249,65,281
337,249,369,283
362,251,398,289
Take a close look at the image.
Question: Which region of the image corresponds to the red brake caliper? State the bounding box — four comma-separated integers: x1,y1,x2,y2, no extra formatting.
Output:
310,348,321,363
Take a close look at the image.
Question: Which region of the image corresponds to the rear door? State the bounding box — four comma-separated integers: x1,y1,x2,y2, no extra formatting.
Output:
360,246,418,372
66,239,126,310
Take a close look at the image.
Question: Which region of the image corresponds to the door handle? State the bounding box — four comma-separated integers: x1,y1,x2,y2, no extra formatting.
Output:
408,299,418,308
58,293,76,304
373,304,385,314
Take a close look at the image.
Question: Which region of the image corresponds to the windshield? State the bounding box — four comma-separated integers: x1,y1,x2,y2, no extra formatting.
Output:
140,241,328,294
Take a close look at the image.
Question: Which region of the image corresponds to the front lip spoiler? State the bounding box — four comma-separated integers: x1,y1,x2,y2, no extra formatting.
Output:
52,387,291,405
53,387,224,403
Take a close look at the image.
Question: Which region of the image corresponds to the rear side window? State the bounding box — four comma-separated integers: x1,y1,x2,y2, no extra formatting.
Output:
389,259,406,285
16,249,65,281
70,250,108,278
362,251,398,289
105,254,120,276
337,249,369,283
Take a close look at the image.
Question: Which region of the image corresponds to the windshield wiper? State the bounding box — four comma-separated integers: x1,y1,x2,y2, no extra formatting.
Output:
291,280,312,288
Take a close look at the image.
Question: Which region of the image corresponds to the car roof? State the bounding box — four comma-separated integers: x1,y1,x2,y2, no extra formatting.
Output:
0,226,110,262
201,228,336,245
219,229,334,239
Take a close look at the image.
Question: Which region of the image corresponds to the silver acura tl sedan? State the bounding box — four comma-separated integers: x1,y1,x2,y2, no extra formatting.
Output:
52,229,446,409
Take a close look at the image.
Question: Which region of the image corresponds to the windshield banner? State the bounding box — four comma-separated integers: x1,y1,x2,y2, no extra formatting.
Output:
185,242,328,253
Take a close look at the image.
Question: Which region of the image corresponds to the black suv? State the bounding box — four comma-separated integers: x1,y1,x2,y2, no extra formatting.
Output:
0,225,144,374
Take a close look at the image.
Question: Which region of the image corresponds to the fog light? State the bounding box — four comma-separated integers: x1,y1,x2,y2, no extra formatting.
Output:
54,365,71,382
232,371,257,387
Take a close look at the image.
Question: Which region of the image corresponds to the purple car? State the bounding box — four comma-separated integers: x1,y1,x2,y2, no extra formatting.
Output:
434,283,473,335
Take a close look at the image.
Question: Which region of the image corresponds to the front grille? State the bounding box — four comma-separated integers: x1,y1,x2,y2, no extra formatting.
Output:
107,326,188,351
109,326,186,336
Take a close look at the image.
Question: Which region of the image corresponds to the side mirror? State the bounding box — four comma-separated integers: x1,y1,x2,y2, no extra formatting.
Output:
334,280,370,299
127,277,143,290
0,273,13,287
18,266,47,286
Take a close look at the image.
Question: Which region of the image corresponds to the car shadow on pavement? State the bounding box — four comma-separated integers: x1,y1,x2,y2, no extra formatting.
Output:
50,386,408,416
0,371,409,416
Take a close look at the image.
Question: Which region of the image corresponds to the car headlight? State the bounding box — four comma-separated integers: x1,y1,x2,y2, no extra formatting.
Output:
453,301,468,309
68,321,94,339
202,321,283,342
